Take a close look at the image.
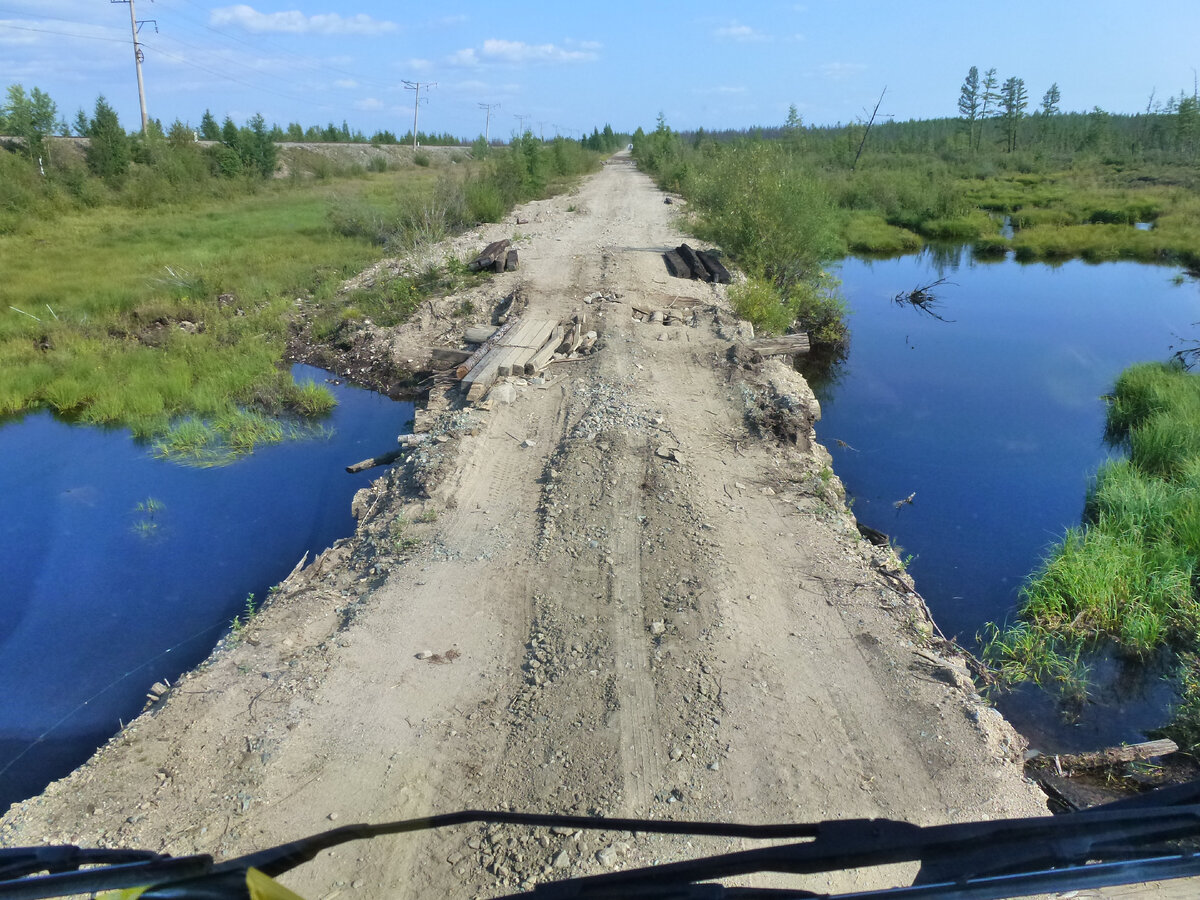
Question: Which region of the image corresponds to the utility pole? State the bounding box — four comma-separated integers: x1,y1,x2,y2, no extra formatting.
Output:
402,80,435,149
513,113,530,135
111,0,155,133
478,102,500,144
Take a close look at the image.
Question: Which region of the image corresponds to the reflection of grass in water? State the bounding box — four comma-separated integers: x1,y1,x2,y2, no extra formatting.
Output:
153,412,334,467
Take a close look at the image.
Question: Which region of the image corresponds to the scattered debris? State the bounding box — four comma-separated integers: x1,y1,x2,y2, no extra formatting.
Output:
468,239,517,273
661,243,732,284
893,278,955,321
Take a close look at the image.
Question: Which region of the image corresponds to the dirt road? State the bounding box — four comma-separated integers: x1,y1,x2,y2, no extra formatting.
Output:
1,153,1050,896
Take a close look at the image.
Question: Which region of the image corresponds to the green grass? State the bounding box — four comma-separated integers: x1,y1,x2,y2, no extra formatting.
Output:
985,362,1200,748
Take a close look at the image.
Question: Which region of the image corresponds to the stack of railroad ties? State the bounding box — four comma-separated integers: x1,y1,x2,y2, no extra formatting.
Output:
453,313,595,404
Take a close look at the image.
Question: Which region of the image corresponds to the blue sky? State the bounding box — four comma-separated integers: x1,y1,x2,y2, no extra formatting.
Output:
2,0,1198,139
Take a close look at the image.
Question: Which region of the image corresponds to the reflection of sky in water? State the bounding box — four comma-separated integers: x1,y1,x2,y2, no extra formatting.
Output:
813,251,1200,749
0,366,412,808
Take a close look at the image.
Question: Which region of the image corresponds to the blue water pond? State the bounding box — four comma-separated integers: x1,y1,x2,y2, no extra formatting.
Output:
810,250,1200,750
0,365,412,809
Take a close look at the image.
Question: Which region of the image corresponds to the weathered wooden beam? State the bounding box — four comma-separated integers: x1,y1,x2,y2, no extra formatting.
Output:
1032,739,1179,773
503,248,519,271
677,244,711,282
430,347,474,368
455,320,515,379
663,250,692,279
747,333,811,357
524,325,566,375
696,249,731,284
468,239,511,272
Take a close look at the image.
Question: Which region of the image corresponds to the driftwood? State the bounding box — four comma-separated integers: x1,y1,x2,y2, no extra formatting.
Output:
346,448,404,474
468,239,511,272
746,333,811,357
1030,739,1178,774
455,320,515,379
504,249,519,272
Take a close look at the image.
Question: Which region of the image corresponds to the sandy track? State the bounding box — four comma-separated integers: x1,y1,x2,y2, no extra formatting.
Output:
1,154,1053,897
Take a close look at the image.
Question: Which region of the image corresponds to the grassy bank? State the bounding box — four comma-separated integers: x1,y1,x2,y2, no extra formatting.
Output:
0,134,606,460
633,122,849,349
984,362,1200,747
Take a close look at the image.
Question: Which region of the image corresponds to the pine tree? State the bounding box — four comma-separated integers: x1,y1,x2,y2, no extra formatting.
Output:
84,95,130,178
999,76,1029,152
957,66,981,149
199,109,220,141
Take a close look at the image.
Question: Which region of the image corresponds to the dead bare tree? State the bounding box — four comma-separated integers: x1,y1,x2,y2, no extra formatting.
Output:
851,87,888,171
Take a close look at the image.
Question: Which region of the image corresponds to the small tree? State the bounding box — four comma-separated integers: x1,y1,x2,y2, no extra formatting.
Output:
85,95,130,178
2,84,63,160
199,109,220,141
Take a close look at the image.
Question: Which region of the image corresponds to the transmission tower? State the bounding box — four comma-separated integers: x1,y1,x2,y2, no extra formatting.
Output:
111,0,156,133
402,80,436,149
478,102,500,144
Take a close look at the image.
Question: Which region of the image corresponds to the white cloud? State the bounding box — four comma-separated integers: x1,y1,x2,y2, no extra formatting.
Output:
447,38,599,68
405,58,433,72
334,79,357,89
353,97,385,111
821,62,866,80
210,5,398,36
713,22,768,42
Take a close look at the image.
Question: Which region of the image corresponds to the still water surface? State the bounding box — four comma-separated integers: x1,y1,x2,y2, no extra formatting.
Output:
0,365,411,809
810,249,1200,750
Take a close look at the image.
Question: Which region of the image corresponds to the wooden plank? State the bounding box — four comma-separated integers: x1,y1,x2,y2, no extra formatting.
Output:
524,325,566,375
455,320,515,379
747,333,811,357
506,319,559,375
473,318,544,381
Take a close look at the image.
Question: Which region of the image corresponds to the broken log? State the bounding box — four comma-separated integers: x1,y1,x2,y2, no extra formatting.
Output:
346,447,404,474
578,330,598,353
468,239,511,272
1031,739,1179,773
662,250,692,279
746,333,811,357
503,249,519,271
696,249,731,284
678,244,711,282
455,320,515,379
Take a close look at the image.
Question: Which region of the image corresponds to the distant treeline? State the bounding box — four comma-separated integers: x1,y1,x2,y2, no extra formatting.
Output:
0,81,627,232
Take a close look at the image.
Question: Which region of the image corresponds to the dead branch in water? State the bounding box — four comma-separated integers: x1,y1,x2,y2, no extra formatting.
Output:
893,277,956,322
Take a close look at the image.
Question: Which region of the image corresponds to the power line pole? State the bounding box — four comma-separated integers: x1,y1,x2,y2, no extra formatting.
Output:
513,113,530,135
478,102,500,143
402,80,435,149
111,0,156,133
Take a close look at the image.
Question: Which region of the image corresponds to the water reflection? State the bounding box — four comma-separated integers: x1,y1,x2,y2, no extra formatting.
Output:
813,249,1200,749
0,366,412,809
